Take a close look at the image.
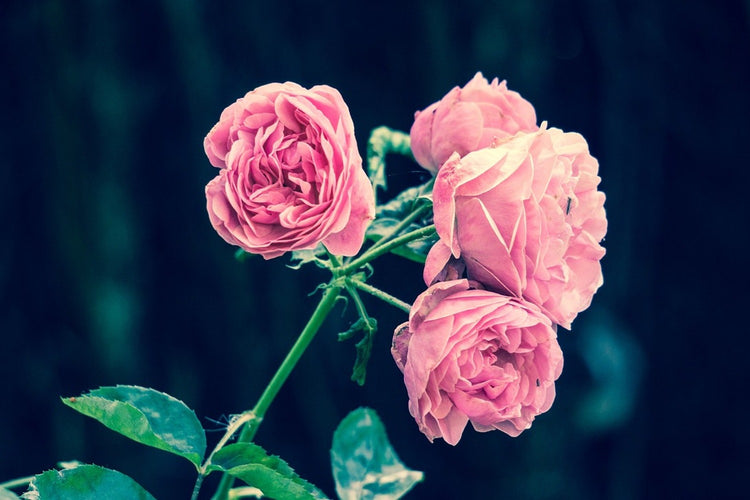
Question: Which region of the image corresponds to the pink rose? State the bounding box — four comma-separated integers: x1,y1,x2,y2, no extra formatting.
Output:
425,126,607,329
391,279,563,445
204,82,375,259
409,72,538,173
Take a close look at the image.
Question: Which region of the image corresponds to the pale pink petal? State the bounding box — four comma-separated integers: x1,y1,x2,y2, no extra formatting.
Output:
322,166,374,256
409,72,539,173
392,281,564,444
202,82,374,259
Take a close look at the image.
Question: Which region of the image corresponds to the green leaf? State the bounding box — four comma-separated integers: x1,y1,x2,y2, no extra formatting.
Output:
365,218,437,264
62,385,206,468
0,487,21,499
375,181,433,220
331,408,423,500
21,464,155,500
366,127,412,201
209,443,329,500
365,179,436,263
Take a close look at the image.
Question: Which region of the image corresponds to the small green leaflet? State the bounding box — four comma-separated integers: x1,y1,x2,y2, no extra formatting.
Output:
331,408,423,500
338,317,377,386
62,385,206,468
21,464,155,500
208,442,329,500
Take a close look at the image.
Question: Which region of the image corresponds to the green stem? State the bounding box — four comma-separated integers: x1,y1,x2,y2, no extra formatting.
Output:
327,252,343,269
343,281,376,330
253,284,341,418
367,203,431,254
193,412,256,500
190,475,204,500
346,278,411,313
0,475,34,491
211,284,342,500
340,224,436,275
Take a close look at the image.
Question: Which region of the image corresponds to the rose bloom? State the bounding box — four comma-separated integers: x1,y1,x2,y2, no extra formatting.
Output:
391,279,563,445
425,126,607,329
409,72,537,173
204,82,374,259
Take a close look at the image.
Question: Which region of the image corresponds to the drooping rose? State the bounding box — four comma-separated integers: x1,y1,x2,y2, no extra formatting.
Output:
425,125,607,329
409,72,537,173
204,82,375,259
391,279,563,445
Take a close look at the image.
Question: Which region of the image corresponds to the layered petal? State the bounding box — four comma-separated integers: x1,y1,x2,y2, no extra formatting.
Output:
410,72,538,173
203,82,374,259
428,126,607,328
392,280,563,445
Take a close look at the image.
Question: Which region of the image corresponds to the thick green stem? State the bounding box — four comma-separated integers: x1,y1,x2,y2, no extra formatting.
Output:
253,286,341,418
190,475,205,500
211,285,342,500
339,224,436,275
346,278,411,313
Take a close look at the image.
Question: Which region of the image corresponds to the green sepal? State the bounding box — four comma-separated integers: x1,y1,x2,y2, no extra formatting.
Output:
234,249,253,262
208,443,329,500
288,244,330,270
21,464,155,500
331,408,423,500
62,385,206,468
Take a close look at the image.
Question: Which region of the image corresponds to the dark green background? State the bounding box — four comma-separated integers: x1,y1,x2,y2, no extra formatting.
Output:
2,1,748,498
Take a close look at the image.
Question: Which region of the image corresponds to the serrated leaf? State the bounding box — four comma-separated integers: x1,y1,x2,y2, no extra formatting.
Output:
365,219,437,265
366,127,412,199
365,218,437,264
374,183,432,221
209,443,329,500
331,408,423,500
364,179,436,264
0,487,20,500
62,385,206,468
21,464,155,500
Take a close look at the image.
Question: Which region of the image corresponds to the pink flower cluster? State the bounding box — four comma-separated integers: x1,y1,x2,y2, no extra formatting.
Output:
202,76,606,447
392,73,607,444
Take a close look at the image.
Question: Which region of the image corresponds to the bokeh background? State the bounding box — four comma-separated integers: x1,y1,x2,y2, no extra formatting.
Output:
2,1,749,498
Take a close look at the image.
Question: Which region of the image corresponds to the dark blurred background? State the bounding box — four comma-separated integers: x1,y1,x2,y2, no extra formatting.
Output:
2,0,749,498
